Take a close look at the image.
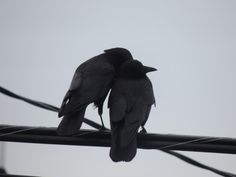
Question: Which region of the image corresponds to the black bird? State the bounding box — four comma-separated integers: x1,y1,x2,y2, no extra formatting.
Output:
108,60,156,162
57,48,133,136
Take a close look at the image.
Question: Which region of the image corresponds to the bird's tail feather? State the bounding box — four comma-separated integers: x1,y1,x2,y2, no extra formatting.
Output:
57,108,86,136
110,121,138,162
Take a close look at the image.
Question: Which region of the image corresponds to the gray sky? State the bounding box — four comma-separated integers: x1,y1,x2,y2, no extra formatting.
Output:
0,0,236,176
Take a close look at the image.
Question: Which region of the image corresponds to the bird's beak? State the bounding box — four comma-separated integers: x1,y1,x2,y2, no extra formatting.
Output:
143,66,157,73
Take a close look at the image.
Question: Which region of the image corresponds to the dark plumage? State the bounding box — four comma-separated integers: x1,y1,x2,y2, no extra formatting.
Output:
108,60,156,162
57,48,133,136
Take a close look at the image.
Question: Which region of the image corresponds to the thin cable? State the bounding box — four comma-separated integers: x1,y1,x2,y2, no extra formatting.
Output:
160,136,229,151
0,127,39,137
199,137,225,144
162,150,236,177
74,131,99,137
0,86,59,112
0,125,20,131
0,86,106,130
160,136,214,150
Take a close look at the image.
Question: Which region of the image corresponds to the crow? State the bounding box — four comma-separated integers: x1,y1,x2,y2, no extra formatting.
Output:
57,48,133,136
108,60,156,162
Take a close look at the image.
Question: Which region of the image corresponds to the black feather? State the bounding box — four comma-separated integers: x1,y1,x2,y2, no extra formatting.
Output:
109,60,156,162
57,48,133,135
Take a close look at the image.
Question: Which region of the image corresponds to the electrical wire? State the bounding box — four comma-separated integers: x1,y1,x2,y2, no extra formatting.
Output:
0,86,107,130
1,86,236,177
162,150,236,177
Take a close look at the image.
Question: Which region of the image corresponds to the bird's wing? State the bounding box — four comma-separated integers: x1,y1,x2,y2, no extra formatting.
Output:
143,76,156,105
141,104,152,127
59,64,115,116
58,70,83,117
120,100,146,147
109,94,127,122
69,71,82,91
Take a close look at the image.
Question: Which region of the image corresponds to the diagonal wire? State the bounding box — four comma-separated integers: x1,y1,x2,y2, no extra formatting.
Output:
0,126,96,138
0,86,106,130
0,123,106,140
0,127,40,137
74,130,99,137
162,150,236,177
160,136,222,150
0,125,20,131
0,86,58,112
199,137,226,144
160,137,211,149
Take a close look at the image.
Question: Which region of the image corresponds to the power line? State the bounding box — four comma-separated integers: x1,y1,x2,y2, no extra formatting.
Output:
1,85,236,177
0,125,235,177
0,86,107,130
0,125,235,154
162,150,236,177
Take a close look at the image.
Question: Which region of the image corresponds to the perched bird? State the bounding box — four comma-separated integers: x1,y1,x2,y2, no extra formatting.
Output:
57,48,134,136
108,60,156,162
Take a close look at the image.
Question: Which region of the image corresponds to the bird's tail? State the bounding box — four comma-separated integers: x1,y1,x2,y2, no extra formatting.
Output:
110,121,139,162
57,108,86,136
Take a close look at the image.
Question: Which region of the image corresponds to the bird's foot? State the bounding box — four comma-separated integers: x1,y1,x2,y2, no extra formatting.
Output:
99,115,107,131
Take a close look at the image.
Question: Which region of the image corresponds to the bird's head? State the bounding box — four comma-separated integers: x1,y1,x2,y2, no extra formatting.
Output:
104,47,134,68
104,47,133,59
119,60,157,78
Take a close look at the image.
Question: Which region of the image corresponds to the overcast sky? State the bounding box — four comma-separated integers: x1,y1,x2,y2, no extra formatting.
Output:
0,0,236,177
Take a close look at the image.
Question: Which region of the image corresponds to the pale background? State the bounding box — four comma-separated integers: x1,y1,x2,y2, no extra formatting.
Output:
0,0,236,176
